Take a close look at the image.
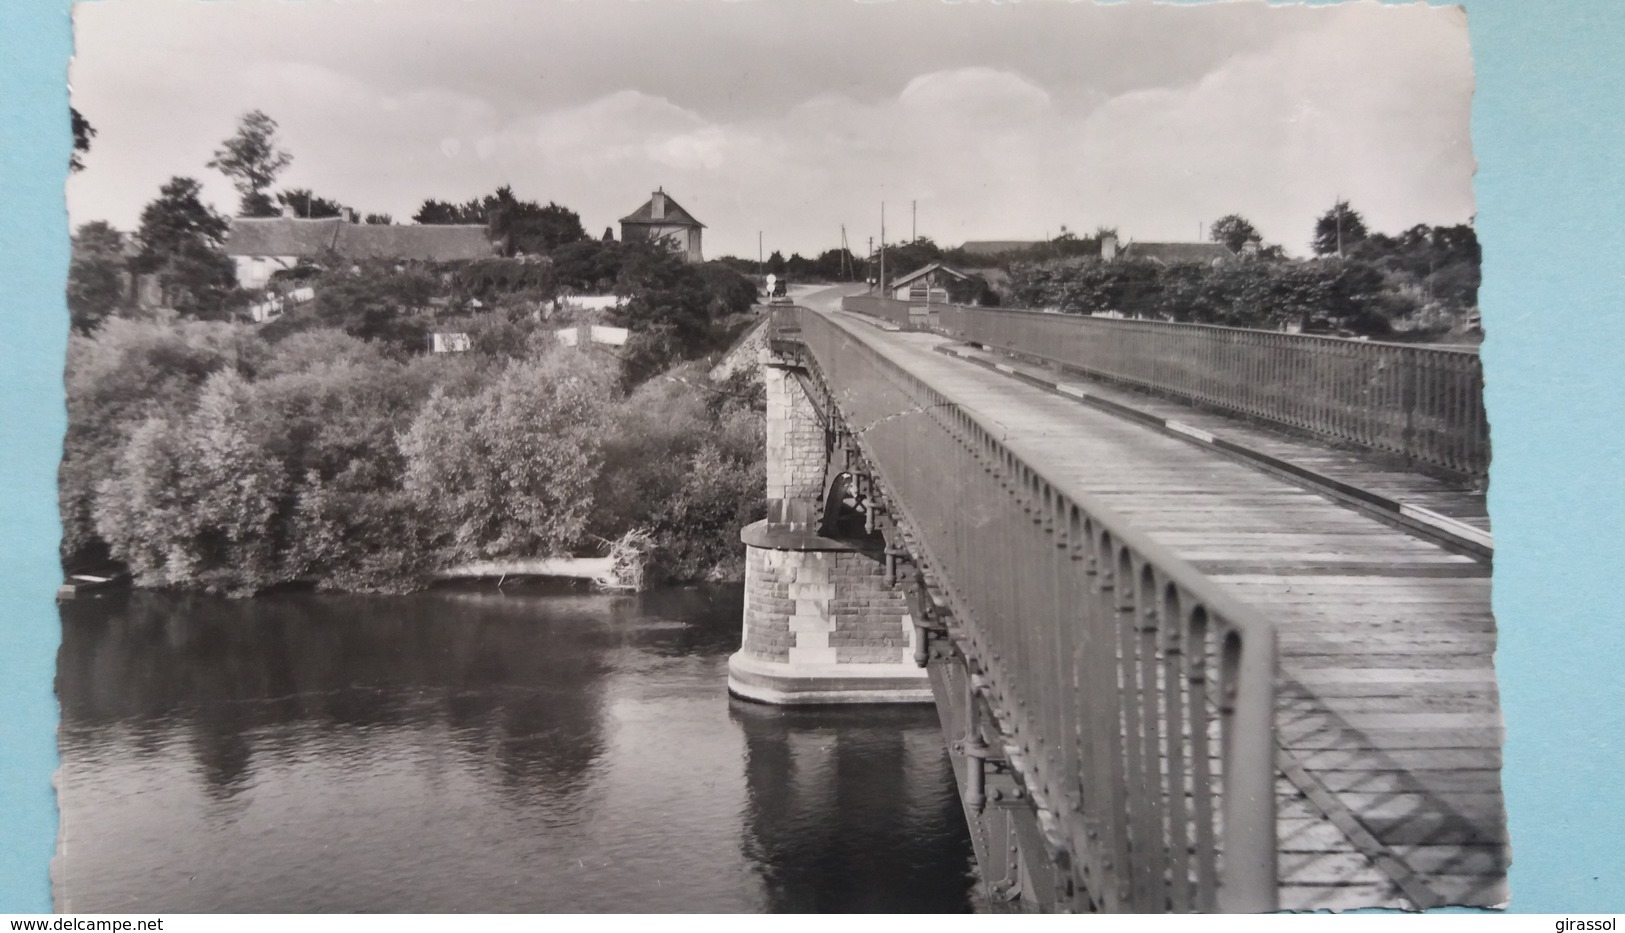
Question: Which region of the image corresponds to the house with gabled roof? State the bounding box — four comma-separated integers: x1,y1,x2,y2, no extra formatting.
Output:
1102,233,1234,266
888,262,972,303
619,188,704,262
957,240,1040,259
223,213,497,289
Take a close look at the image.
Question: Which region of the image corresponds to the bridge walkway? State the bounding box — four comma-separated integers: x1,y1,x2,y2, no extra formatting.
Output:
803,297,1505,911
932,341,1489,537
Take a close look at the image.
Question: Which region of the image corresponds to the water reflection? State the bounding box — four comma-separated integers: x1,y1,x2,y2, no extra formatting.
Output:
733,702,977,912
55,585,973,912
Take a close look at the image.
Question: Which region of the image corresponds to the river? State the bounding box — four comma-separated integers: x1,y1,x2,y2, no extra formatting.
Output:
53,585,976,912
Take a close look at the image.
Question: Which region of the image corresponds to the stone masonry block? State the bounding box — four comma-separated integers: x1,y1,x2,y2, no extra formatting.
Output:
788,582,835,602
792,600,830,622
837,646,906,664
789,615,835,635
793,630,830,650
788,646,839,665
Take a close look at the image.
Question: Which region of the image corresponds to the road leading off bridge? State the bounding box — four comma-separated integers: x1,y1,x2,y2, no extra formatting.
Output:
725,285,1502,913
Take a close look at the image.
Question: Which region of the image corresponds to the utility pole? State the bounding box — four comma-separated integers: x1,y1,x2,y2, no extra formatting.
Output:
1335,196,1344,259
758,231,764,283
867,236,874,287
912,200,916,243
880,202,886,296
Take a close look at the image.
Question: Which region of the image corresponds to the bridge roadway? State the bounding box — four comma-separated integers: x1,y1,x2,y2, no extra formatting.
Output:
797,286,1505,911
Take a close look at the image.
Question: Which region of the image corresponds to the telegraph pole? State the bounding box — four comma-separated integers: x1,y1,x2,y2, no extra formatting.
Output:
880,202,887,296
912,200,916,242
1335,196,1344,259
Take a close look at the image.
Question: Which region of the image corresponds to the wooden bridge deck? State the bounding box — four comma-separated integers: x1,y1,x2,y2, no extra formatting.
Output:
806,294,1505,911
934,342,1490,534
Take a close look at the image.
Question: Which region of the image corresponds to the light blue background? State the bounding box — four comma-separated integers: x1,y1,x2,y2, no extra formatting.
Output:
3,0,1621,914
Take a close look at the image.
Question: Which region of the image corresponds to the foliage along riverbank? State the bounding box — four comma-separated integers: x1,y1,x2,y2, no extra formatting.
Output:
61,244,768,597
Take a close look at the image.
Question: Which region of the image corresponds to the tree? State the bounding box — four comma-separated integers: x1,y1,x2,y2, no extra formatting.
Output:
364,213,394,226
1210,214,1262,253
401,352,615,561
588,362,765,581
207,110,293,218
880,237,944,281
70,107,95,173
131,177,239,318
613,244,717,382
307,260,437,349
94,371,292,595
67,222,127,333
276,188,349,219
60,316,267,563
1312,200,1369,257
413,198,482,225
552,238,627,293
415,187,585,255
508,201,586,255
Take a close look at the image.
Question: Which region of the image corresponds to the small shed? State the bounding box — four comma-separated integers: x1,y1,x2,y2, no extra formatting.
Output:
888,262,972,303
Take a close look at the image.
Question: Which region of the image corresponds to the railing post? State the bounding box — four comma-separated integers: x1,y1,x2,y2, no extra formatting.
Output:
1401,351,1419,461
1216,625,1278,913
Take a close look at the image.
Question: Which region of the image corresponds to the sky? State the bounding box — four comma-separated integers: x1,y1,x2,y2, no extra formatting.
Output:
66,0,1477,259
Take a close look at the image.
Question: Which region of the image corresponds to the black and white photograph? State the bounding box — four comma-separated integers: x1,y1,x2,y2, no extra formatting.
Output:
56,0,1501,913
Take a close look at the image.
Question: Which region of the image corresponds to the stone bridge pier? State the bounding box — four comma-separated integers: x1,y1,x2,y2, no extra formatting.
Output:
725,345,931,704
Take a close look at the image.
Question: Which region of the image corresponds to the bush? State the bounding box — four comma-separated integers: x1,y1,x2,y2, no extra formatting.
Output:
94,372,292,595
1007,256,1417,333
401,348,617,562
61,317,267,563
451,258,557,301
286,478,436,593
589,362,765,581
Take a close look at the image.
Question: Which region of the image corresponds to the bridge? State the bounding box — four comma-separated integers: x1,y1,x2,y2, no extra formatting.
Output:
724,285,1502,913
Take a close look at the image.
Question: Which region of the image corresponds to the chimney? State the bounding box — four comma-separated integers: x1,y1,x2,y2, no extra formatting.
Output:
1101,233,1118,261
651,187,665,221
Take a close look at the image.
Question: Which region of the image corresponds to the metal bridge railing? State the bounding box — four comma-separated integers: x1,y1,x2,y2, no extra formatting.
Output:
778,306,1279,912
839,293,938,331
933,305,1489,482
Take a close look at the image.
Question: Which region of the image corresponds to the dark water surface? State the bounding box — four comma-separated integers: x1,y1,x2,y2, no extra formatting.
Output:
54,585,976,912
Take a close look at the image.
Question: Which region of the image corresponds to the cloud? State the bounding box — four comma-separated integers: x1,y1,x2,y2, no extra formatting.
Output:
1067,5,1476,251
66,3,1474,259
898,67,1052,118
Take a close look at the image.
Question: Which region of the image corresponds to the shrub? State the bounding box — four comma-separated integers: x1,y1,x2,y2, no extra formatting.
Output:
589,361,765,581
61,317,267,564
93,372,291,595
401,349,617,562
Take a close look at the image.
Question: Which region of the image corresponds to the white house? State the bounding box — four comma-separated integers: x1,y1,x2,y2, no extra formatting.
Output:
619,188,705,263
